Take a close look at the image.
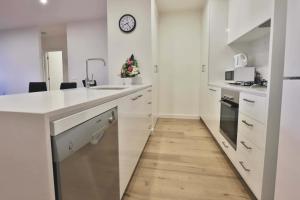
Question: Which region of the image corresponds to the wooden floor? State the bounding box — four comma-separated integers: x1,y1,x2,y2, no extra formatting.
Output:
123,118,254,200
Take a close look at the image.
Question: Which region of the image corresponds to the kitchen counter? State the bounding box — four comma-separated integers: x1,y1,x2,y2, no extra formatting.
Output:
0,84,152,200
209,81,268,97
0,85,151,115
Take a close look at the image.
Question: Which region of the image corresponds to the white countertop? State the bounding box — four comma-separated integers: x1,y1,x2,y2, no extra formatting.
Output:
209,81,268,97
0,85,151,115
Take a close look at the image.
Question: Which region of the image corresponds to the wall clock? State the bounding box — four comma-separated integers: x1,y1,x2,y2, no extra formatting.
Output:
119,14,136,33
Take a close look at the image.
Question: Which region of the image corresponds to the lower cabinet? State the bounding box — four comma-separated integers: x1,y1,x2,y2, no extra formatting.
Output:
204,86,221,138
118,87,152,198
201,88,267,200
236,134,264,198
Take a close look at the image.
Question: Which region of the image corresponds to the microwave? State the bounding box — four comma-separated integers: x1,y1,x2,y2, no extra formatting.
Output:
225,70,234,82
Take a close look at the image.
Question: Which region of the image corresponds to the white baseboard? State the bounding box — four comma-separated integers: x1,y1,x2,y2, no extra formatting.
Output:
158,114,200,120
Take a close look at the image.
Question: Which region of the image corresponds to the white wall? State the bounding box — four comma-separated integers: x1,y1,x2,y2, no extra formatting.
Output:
67,19,108,87
0,28,43,95
107,0,152,85
158,11,201,118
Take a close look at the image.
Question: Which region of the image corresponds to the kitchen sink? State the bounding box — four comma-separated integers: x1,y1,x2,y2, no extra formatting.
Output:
91,86,128,90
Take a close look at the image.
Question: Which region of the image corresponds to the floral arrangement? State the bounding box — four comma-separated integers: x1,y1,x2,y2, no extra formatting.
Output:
121,54,140,78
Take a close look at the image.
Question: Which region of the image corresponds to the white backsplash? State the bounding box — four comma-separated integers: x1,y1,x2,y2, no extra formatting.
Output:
231,34,270,81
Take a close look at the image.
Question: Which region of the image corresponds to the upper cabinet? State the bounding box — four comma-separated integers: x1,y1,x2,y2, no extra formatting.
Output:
227,0,273,44
204,0,236,82
284,0,300,77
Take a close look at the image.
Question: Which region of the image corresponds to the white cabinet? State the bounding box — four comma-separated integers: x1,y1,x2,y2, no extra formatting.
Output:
275,80,300,200
239,93,267,124
118,87,152,198
200,0,231,120
206,86,221,137
199,2,210,122
236,92,267,199
208,0,236,82
236,134,265,199
228,0,273,43
238,113,267,150
284,0,300,77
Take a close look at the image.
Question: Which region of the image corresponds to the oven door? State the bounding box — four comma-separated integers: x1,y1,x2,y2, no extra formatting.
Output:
220,99,239,149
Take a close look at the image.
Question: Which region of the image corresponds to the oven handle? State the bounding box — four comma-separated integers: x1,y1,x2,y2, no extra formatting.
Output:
219,100,233,108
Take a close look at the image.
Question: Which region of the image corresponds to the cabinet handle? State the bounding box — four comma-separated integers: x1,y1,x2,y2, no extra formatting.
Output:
138,95,143,98
239,161,251,172
148,114,152,117
209,88,217,92
148,102,152,105
242,120,254,127
148,89,152,92
202,65,206,72
222,141,229,149
243,98,255,103
241,141,252,150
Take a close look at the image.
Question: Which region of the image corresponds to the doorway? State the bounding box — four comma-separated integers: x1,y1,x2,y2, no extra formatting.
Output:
45,51,64,91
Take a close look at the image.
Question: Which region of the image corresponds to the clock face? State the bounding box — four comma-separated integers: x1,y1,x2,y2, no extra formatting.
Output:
119,14,136,33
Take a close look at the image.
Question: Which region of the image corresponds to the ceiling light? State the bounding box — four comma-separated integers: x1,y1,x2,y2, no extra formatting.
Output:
40,0,48,5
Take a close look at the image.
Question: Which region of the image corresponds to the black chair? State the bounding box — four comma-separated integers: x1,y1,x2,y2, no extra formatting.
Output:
29,82,47,93
60,82,77,90
82,80,97,87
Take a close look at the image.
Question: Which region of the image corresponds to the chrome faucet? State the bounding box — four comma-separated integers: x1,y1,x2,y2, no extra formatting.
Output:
85,58,106,88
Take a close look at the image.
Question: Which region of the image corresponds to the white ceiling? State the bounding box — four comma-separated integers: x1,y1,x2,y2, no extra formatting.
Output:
0,0,107,31
157,0,207,13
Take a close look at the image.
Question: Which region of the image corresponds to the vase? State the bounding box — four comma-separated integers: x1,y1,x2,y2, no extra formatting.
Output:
132,76,142,85
122,78,132,86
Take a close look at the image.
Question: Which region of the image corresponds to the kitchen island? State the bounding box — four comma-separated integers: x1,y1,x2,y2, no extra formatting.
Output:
0,84,152,200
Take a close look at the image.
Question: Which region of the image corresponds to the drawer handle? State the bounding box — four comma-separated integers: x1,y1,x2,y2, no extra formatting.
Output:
131,97,139,101
242,120,254,127
148,114,152,117
241,141,252,150
243,98,255,103
148,102,152,105
148,89,152,92
209,88,217,92
138,95,143,98
239,161,251,172
222,141,229,149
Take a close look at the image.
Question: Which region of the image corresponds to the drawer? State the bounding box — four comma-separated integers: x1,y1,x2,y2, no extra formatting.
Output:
239,93,267,124
238,113,267,150
208,86,221,95
236,157,263,199
236,135,264,198
218,135,236,164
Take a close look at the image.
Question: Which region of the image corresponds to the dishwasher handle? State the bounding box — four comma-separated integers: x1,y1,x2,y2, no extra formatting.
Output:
52,107,118,162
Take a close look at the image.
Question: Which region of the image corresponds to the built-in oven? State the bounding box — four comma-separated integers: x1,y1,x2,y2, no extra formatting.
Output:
220,89,239,150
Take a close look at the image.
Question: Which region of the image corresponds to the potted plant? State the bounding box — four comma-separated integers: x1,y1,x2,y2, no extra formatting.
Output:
121,54,141,85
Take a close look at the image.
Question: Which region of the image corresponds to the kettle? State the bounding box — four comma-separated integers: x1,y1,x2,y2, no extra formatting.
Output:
234,53,248,68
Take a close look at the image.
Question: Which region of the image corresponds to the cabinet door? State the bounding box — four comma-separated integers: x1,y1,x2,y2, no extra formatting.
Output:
118,92,143,197
228,0,273,43
284,0,300,77
207,87,221,136
275,80,300,200
200,2,210,122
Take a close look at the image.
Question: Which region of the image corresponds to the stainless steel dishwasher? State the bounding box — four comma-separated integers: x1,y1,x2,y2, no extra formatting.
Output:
51,107,119,200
